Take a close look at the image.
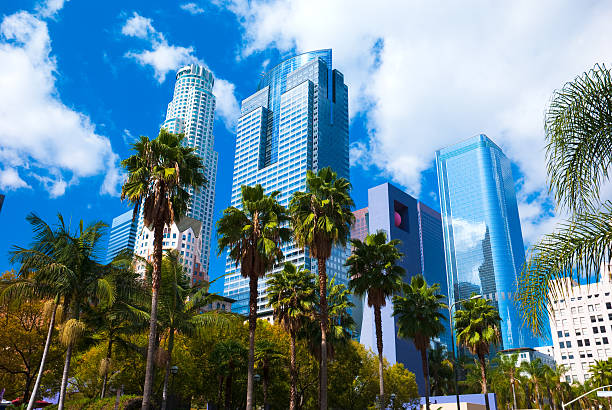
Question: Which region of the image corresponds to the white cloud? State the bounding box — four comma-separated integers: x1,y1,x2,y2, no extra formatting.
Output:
219,0,612,245
180,3,205,15
121,12,240,131
213,78,240,131
0,10,122,197
0,168,30,191
36,0,69,18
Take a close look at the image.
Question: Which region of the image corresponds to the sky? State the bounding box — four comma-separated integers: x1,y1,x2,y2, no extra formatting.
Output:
0,0,611,294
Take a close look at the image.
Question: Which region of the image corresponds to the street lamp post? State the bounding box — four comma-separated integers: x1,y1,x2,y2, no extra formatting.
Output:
447,294,482,410
170,365,178,408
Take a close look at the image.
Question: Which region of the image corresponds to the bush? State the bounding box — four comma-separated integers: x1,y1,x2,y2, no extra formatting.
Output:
45,395,141,410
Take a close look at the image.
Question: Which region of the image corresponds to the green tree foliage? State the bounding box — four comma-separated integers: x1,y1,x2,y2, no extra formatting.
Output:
121,129,205,410
0,296,64,402
267,263,316,410
290,167,355,410
217,184,291,410
427,345,454,397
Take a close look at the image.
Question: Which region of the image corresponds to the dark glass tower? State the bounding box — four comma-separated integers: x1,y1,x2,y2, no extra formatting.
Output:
436,134,537,349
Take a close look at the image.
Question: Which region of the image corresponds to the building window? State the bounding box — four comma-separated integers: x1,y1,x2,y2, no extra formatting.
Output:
578,340,583,347
560,342,565,348
557,331,563,338
594,327,599,334
604,337,609,344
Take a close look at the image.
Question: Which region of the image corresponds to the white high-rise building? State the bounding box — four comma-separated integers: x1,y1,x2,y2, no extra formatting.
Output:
134,64,218,277
549,262,612,383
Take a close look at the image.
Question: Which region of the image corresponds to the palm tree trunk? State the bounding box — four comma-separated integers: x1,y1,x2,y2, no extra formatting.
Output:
419,348,431,410
373,305,385,408
318,257,328,410
101,338,113,399
290,331,297,410
142,222,164,410
478,354,490,410
534,382,541,409
26,301,57,410
58,341,73,409
161,329,175,410
246,275,259,410
510,376,517,410
217,375,223,408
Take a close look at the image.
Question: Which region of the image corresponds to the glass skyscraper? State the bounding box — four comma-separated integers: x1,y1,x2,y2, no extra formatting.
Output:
105,209,138,264
223,49,350,315
134,64,218,275
436,134,537,349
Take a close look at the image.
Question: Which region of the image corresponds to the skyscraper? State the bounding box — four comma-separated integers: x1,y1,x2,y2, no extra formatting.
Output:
134,64,218,276
105,209,138,264
358,182,448,393
223,49,350,315
436,134,537,349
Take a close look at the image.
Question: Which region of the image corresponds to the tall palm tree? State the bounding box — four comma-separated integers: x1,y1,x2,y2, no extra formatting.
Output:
520,358,546,409
121,129,205,409
3,213,114,410
549,364,568,409
290,167,354,410
517,64,612,334
590,359,612,409
267,262,316,410
392,274,446,410
492,353,520,410
346,230,403,407
156,250,230,410
454,296,502,410
217,184,291,410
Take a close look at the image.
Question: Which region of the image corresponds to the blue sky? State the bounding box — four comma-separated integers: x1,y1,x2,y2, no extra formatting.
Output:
0,0,611,294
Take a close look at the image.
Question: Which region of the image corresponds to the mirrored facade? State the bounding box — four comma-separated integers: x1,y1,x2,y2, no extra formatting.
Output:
436,134,537,349
223,50,350,315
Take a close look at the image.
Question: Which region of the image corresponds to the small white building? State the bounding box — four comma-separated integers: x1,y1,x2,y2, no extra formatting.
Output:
548,262,612,383
133,216,207,285
500,347,556,369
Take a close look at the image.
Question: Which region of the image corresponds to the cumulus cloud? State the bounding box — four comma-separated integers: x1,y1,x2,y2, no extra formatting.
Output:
121,12,240,131
218,0,612,244
36,0,69,18
180,3,205,15
0,9,122,197
0,168,30,191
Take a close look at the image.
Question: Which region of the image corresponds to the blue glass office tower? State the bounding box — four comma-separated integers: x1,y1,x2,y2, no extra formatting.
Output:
105,209,138,264
223,50,350,315
359,182,448,394
436,134,537,349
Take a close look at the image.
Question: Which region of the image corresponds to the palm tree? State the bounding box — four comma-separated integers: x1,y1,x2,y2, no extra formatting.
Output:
517,64,612,334
427,345,454,396
346,230,403,407
520,358,546,409
454,296,502,410
290,167,354,410
590,359,612,409
492,353,520,410
267,262,316,410
392,274,446,410
212,340,247,410
254,339,284,410
85,253,148,399
3,213,114,410
549,364,569,410
217,184,291,410
121,129,205,410
156,250,230,410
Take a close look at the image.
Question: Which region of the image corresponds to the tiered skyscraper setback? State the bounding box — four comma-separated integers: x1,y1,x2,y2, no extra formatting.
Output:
436,134,537,349
133,64,218,277
223,49,350,315
357,182,448,394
